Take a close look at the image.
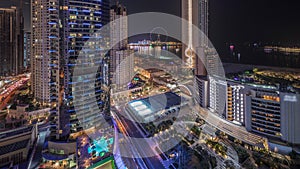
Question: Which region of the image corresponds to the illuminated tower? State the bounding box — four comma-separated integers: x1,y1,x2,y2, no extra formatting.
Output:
34,0,110,166
110,3,134,89
55,0,110,139
31,0,58,105
182,0,209,76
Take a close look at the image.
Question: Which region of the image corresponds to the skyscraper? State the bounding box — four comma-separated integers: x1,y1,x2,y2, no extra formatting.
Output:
30,0,110,165
31,0,110,140
31,0,58,105
58,0,110,139
110,3,134,89
181,0,208,76
0,6,24,76
186,0,227,117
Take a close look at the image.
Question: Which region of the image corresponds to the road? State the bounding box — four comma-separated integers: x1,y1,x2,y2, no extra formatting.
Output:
0,77,29,110
193,104,267,148
112,106,167,169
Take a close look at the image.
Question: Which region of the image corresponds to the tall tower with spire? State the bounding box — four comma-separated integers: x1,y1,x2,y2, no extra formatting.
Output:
182,0,209,76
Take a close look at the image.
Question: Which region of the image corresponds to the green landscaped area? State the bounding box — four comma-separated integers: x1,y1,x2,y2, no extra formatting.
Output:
87,157,116,169
206,140,227,157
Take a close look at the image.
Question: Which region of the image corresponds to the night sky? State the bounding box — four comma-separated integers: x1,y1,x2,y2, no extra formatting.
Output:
116,0,300,47
1,0,300,47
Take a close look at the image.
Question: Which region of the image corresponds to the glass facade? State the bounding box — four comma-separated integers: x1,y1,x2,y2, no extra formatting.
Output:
45,0,110,141
59,0,109,138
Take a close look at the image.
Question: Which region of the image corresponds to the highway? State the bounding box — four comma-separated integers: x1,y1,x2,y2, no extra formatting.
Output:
112,106,167,169
0,76,29,110
111,81,268,169
193,105,268,148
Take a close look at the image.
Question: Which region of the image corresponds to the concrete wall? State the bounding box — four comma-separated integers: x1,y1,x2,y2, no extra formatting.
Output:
280,93,300,144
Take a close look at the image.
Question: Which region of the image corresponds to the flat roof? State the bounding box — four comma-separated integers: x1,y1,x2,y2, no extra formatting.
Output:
129,92,185,117
0,126,33,140
0,139,30,156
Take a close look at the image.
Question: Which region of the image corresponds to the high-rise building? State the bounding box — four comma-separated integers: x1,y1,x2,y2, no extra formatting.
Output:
226,81,246,125
110,3,134,89
31,0,58,104
205,49,226,116
245,88,282,139
56,0,110,137
208,77,227,117
110,3,128,51
115,50,134,88
245,88,300,144
30,0,110,165
209,79,300,145
194,75,209,108
280,92,300,144
0,6,24,76
181,0,208,76
31,0,110,140
24,31,31,69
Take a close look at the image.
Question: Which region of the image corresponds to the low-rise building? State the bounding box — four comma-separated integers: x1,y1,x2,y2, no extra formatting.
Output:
127,92,188,123
0,125,37,168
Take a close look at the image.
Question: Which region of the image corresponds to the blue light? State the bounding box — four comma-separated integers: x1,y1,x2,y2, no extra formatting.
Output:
68,82,78,85
69,8,77,11
82,9,90,13
49,64,57,67
94,11,102,15
68,109,75,113
49,50,57,53
95,90,103,93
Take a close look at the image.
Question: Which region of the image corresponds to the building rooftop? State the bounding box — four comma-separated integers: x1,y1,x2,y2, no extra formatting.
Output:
0,126,33,140
128,92,187,123
0,139,30,155
129,92,185,117
226,68,300,93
